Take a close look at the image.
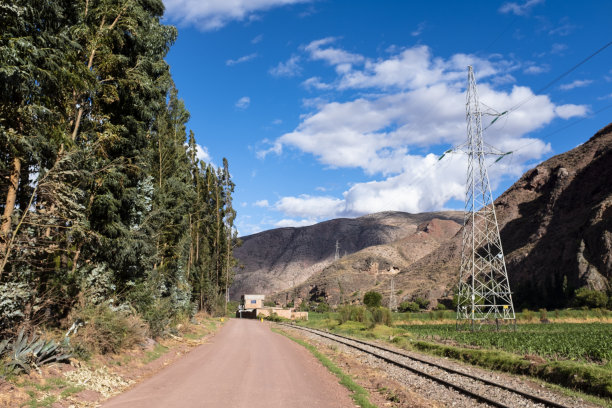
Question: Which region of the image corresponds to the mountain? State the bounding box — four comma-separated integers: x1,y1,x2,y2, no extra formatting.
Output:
230,211,462,299
271,123,612,309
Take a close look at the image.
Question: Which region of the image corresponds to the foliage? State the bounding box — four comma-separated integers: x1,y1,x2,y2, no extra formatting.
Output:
370,307,393,326
0,281,31,333
69,305,146,355
363,291,382,308
1,329,71,374
396,323,612,362
315,301,330,313
398,301,419,313
0,0,239,350
572,288,608,309
413,297,430,310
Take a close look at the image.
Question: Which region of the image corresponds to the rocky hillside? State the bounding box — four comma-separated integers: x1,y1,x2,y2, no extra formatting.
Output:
277,123,612,309
230,211,462,299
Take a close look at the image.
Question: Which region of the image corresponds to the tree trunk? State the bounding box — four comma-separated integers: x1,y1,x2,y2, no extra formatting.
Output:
1,156,21,248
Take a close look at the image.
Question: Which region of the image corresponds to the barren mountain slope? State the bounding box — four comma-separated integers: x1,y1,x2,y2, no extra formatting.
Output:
291,123,612,309
270,218,462,305
230,211,462,298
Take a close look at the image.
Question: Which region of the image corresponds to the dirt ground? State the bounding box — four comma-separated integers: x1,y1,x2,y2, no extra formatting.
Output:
277,325,443,408
102,319,354,408
0,316,223,408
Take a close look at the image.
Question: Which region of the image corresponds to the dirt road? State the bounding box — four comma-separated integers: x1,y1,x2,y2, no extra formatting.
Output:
102,319,354,408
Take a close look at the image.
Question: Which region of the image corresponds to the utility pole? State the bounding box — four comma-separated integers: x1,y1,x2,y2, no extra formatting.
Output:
456,66,516,330
335,240,340,261
389,277,397,312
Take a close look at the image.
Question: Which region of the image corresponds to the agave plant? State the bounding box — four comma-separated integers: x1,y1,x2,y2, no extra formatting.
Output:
3,329,71,374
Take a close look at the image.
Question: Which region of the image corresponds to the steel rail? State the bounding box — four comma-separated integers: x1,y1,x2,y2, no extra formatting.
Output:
278,323,570,408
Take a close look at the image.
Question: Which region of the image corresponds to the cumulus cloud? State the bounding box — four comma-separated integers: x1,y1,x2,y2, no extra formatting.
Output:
269,55,302,77
499,0,544,16
274,218,318,228
226,53,257,66
163,0,313,30
302,76,332,90
253,199,270,207
235,96,251,109
258,41,586,220
196,144,212,162
554,104,588,119
304,37,365,66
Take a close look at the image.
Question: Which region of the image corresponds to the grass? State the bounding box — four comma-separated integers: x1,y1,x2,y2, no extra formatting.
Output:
299,311,612,402
143,343,169,363
273,328,377,408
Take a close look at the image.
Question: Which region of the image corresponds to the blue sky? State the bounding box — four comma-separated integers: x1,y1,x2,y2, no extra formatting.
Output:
162,0,612,236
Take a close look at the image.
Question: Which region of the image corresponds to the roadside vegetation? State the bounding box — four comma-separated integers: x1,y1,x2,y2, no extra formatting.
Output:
0,0,240,385
295,292,612,403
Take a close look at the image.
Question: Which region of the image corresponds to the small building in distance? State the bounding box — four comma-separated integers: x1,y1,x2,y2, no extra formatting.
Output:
237,294,308,320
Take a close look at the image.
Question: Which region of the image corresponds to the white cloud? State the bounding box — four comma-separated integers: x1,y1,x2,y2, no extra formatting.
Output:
411,21,427,37
274,218,318,228
269,55,302,77
274,195,344,218
163,0,314,30
559,79,593,91
554,104,588,119
550,43,567,55
302,76,332,90
304,37,365,66
254,199,270,207
235,96,251,109
258,42,586,220
523,64,550,74
499,0,544,16
251,34,263,44
226,53,257,66
196,144,211,162
272,119,283,125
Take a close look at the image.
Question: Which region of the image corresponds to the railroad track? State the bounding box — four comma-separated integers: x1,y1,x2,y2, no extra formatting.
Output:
278,323,572,408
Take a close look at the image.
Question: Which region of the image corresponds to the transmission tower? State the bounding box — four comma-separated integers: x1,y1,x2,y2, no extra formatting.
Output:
335,240,340,261
456,66,515,329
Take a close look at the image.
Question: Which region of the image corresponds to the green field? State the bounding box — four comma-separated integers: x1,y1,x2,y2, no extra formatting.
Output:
396,322,612,362
298,310,612,401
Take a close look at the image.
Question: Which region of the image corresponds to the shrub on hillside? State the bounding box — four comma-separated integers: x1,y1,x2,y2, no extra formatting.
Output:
363,291,382,308
398,301,419,313
315,302,330,313
572,288,608,309
414,297,430,310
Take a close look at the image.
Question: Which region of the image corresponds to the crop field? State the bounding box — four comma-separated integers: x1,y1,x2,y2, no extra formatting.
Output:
396,322,612,363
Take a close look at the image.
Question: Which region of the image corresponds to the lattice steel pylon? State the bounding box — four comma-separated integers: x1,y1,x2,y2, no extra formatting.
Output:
456,66,515,329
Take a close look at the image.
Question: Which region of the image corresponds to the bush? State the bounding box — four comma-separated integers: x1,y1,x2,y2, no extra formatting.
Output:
315,302,330,313
398,301,419,313
435,303,447,310
414,297,430,310
363,291,382,308
264,301,276,307
338,305,372,325
572,288,608,309
70,305,146,354
370,307,393,326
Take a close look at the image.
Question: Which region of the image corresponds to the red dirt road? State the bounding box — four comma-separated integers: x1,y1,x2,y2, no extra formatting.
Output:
102,319,355,408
